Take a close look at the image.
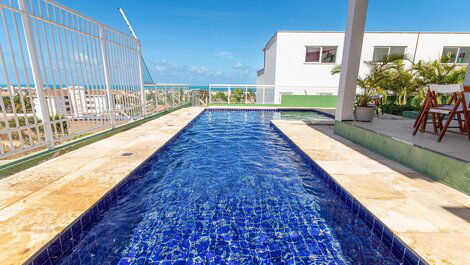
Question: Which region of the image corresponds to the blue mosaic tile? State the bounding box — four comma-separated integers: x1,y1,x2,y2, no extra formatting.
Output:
29,110,427,265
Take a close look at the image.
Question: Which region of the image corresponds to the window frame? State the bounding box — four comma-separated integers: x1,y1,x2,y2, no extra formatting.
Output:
304,46,338,64
371,46,407,62
441,46,470,64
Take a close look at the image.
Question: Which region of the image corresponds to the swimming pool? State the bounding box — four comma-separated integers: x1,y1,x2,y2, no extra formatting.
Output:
46,110,407,264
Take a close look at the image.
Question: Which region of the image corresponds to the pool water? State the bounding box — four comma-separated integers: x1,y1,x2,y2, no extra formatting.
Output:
273,111,333,122
59,111,401,264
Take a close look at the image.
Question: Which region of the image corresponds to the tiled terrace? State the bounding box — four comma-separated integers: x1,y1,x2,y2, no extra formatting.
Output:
0,107,204,265
273,119,470,265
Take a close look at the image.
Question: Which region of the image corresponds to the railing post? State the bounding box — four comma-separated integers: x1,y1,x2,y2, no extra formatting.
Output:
263,86,264,104
164,85,168,110
99,25,115,128
228,86,231,104
137,41,146,117
245,85,248,104
18,0,54,150
209,85,212,104
157,85,158,113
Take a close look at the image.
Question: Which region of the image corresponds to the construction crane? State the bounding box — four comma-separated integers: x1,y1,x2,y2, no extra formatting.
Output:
118,8,154,84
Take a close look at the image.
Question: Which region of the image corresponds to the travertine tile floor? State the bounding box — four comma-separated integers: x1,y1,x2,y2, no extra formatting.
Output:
1,108,468,265
0,107,204,265
272,120,470,265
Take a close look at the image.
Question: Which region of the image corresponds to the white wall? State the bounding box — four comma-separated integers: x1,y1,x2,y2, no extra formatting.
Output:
275,32,344,87
256,35,277,85
257,31,470,93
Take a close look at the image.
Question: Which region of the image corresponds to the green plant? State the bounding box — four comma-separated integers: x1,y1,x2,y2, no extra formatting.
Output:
231,88,244,103
213,92,228,102
332,53,408,107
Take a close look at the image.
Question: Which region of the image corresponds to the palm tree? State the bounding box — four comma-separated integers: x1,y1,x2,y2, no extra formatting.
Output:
412,55,466,86
331,53,408,107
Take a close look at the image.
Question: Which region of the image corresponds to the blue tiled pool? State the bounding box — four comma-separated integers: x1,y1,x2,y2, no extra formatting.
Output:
50,111,409,264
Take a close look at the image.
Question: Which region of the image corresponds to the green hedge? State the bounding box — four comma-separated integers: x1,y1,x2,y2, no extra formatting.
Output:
281,95,337,107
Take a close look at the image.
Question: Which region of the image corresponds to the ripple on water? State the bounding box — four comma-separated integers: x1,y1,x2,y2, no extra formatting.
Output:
59,111,401,265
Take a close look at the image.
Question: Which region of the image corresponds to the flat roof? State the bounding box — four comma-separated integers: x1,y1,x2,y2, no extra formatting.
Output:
263,30,470,49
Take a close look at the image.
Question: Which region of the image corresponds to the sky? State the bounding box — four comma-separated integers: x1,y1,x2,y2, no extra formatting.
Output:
54,0,470,85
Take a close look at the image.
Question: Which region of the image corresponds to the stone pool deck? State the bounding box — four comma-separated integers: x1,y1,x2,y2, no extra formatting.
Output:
272,120,470,265
0,107,204,265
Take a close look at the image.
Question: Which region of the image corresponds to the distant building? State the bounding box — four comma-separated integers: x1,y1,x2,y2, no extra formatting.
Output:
256,31,470,103
32,86,109,119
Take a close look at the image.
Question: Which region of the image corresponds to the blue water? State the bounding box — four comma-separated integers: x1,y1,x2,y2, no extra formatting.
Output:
59,111,400,265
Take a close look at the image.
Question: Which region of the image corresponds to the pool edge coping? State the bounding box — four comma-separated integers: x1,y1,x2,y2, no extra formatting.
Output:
24,108,205,265
270,120,428,265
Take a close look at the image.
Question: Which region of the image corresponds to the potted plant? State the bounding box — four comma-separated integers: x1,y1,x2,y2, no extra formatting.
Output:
331,53,408,122
354,77,377,121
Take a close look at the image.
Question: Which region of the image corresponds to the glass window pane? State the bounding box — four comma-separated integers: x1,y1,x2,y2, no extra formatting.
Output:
390,46,406,56
321,46,337,63
305,46,320,62
442,47,458,63
372,47,389,62
457,47,470,63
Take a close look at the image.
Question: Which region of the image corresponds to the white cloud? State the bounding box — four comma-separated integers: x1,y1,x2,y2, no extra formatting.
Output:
233,62,245,69
214,51,235,59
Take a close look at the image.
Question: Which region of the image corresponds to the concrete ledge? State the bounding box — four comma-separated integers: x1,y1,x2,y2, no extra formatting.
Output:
334,121,470,195
0,104,190,179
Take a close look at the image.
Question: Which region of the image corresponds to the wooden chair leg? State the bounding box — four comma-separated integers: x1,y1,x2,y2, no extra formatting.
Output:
456,113,464,134
414,96,430,128
431,113,438,134
437,113,444,131
421,111,429,132
413,110,428,135
438,101,460,142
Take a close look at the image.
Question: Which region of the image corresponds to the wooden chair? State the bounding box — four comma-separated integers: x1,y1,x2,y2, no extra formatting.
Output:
369,94,384,116
413,84,470,142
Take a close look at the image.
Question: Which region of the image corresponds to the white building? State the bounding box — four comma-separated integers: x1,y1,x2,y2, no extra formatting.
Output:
256,31,470,103
33,86,109,119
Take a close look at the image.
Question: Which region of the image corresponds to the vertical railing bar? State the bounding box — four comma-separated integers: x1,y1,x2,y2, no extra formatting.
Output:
99,25,114,128
18,0,55,149
117,35,133,119
89,23,107,129
245,85,248,104
44,2,72,139
208,84,212,105
263,86,265,104
74,16,96,129
136,41,146,117
154,86,158,113
51,5,76,138
63,10,86,134
0,30,14,153
164,85,168,110
36,0,61,140
126,40,140,118
80,17,100,130
7,1,35,145
113,33,130,120
1,4,29,148
12,3,42,145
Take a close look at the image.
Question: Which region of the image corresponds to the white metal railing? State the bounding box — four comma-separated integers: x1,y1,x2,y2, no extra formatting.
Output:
0,0,189,158
144,83,190,113
208,84,338,105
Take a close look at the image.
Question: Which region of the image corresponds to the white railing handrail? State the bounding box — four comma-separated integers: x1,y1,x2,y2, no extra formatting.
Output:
209,84,338,88
0,0,190,158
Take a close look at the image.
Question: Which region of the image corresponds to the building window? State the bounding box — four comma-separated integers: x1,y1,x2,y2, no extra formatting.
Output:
372,46,406,62
442,47,470,64
305,46,337,63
